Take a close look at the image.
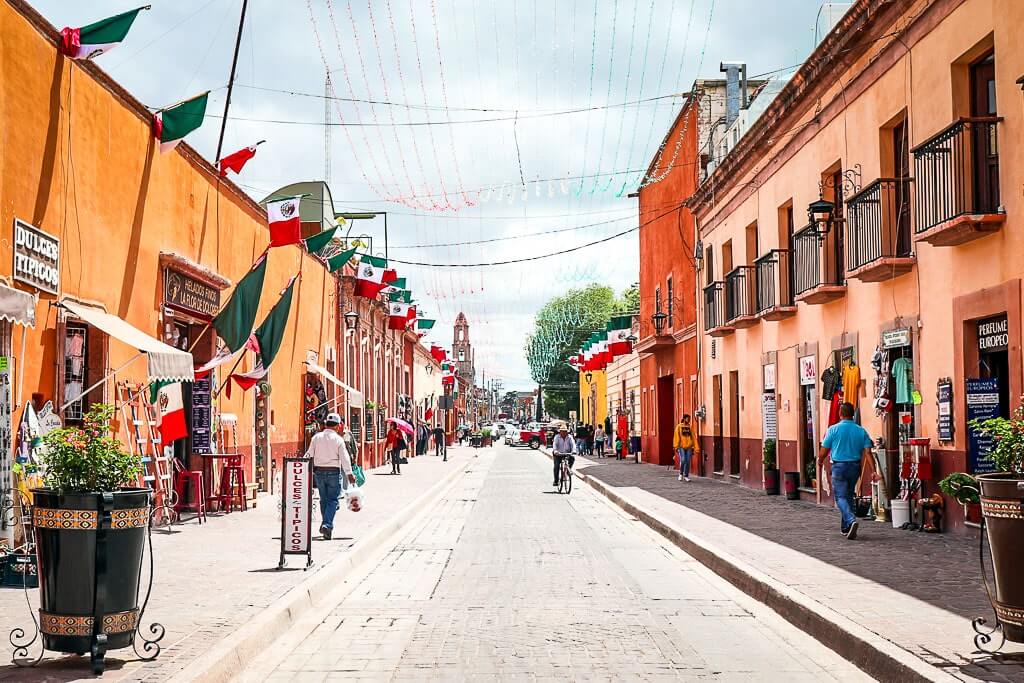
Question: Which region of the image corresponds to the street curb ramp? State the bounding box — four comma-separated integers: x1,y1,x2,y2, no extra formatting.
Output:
539,448,957,683
167,458,473,683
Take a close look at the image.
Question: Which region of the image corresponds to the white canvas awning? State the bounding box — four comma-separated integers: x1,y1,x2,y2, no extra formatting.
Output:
0,284,36,327
60,299,194,382
304,360,364,408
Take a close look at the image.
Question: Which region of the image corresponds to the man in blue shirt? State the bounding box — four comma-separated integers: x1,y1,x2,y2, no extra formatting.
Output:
818,402,872,540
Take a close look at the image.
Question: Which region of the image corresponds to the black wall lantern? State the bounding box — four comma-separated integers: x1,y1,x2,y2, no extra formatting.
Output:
807,197,836,240
652,311,668,334
343,310,360,330
585,372,593,383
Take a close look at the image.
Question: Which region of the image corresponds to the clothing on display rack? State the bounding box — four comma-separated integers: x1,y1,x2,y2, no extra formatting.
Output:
828,392,843,427
821,364,840,403
892,356,914,405
842,361,860,408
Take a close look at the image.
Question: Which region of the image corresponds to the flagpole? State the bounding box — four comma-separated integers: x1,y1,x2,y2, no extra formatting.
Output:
215,0,249,163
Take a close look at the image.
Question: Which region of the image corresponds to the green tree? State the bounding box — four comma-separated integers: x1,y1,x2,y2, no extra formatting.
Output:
524,283,621,418
617,285,639,313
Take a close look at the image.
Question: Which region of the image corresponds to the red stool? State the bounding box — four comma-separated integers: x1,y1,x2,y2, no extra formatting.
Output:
218,455,248,513
173,459,207,524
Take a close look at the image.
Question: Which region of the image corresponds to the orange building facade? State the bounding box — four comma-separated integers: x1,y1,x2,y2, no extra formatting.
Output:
689,0,1024,531
0,0,430,500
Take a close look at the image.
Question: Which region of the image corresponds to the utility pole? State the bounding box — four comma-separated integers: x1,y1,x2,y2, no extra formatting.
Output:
214,0,249,165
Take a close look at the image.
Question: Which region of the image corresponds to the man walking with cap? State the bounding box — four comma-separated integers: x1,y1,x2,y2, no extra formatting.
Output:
305,412,356,540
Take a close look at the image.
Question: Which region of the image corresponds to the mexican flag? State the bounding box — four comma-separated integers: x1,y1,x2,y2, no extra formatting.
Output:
430,345,446,362
149,381,188,445
606,315,633,357
326,247,357,273
304,227,337,256
388,302,411,330
267,196,302,247
355,255,387,297
388,290,412,303
382,277,406,294
153,92,209,153
59,6,149,60
416,318,436,330
218,143,260,177
213,252,268,352
252,275,298,368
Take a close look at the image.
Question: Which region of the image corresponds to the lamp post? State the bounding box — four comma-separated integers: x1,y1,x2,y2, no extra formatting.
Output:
337,212,388,259
343,310,359,330
652,311,668,335
807,198,836,240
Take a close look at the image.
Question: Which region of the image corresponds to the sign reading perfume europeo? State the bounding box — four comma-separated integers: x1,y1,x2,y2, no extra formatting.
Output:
13,219,59,294
279,457,313,569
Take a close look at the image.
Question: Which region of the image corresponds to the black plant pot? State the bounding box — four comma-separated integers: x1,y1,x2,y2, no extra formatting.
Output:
978,474,1024,643
764,468,780,495
31,488,152,671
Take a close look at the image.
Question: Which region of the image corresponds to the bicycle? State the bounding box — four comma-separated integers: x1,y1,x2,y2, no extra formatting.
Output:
555,453,573,495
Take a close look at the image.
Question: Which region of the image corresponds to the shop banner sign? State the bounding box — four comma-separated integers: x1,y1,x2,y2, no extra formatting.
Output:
936,379,954,443
799,355,816,386
761,393,778,441
882,328,911,349
13,219,59,294
966,378,1000,474
977,315,1008,353
164,269,220,319
279,456,313,569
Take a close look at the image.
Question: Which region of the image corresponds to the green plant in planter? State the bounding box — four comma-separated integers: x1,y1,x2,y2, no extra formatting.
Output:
804,458,817,484
968,406,1024,476
762,438,777,469
39,404,140,493
481,427,492,439
938,472,980,505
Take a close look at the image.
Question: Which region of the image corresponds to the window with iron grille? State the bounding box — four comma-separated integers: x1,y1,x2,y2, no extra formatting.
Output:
667,276,674,327
655,287,662,315
63,324,88,422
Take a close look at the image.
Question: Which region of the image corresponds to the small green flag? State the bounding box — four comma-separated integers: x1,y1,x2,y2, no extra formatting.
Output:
212,253,268,353
388,290,412,303
252,276,298,369
153,92,209,153
416,319,436,329
327,247,357,273
304,228,338,255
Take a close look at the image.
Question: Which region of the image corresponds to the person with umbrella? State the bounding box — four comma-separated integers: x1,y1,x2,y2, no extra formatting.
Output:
386,417,413,475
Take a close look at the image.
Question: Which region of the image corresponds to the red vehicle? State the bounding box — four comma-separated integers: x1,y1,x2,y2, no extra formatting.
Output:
508,424,544,449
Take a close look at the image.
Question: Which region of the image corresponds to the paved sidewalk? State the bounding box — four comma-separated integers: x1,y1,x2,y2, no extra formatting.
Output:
576,456,1024,682
0,448,472,682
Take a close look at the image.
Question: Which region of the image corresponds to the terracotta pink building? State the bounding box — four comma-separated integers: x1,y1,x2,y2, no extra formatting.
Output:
689,0,1022,531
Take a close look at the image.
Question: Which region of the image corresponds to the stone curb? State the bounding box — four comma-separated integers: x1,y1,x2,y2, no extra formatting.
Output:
539,448,956,683
167,456,474,683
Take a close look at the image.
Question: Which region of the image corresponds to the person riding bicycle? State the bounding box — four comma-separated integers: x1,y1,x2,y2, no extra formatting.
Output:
552,426,576,488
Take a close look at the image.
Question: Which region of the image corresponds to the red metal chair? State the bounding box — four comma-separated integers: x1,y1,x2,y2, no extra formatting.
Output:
218,455,248,513
172,458,207,524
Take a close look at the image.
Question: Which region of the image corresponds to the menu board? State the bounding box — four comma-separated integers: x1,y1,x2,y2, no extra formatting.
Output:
936,379,954,443
0,357,11,537
191,375,212,454
762,393,778,441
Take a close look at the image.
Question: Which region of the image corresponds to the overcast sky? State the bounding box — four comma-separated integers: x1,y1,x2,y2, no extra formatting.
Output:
33,0,843,390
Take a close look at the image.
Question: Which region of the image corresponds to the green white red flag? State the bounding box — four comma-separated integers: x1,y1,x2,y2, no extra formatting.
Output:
355,255,387,297
388,302,412,330
60,6,149,60
149,380,187,444
267,196,302,247
153,92,209,153
218,143,261,177
606,315,633,357
381,277,406,294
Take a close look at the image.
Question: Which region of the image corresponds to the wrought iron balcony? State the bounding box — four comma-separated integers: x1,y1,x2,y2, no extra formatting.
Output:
755,250,796,320
793,224,845,305
845,178,915,281
703,281,732,336
725,266,757,328
912,116,1004,246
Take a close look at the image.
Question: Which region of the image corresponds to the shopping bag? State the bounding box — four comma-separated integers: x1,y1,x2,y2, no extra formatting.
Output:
352,465,366,487
399,456,409,465
345,486,364,512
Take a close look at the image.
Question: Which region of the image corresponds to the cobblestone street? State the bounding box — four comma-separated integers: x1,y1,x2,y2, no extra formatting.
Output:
244,445,870,681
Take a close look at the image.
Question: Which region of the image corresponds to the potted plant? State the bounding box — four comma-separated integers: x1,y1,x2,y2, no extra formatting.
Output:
481,427,493,447
955,407,1024,643
805,458,817,490
763,438,780,495
30,404,153,673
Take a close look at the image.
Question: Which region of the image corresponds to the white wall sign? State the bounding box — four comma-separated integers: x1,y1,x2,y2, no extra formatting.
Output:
763,364,776,391
13,219,60,294
279,457,312,568
799,355,817,386
762,393,778,441
882,328,912,349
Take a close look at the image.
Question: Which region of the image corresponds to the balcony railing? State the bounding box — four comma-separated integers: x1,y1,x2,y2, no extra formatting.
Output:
725,266,755,322
793,223,844,302
755,250,794,314
912,117,1002,233
846,178,913,271
703,281,725,332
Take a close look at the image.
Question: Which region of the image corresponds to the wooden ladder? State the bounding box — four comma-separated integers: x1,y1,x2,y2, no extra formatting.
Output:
118,381,177,528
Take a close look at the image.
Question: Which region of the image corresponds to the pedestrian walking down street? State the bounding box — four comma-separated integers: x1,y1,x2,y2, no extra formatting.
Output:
385,423,406,475
594,424,606,457
818,402,873,540
585,423,595,456
305,413,356,540
674,414,699,481
432,425,446,460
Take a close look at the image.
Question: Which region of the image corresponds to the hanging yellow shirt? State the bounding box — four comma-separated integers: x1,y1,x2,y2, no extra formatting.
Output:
842,363,861,407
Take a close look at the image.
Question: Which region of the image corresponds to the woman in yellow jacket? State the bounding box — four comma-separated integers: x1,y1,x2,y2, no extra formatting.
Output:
673,415,700,481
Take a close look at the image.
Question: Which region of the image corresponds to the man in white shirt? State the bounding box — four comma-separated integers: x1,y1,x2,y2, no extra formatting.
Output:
552,426,576,488
305,413,356,540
